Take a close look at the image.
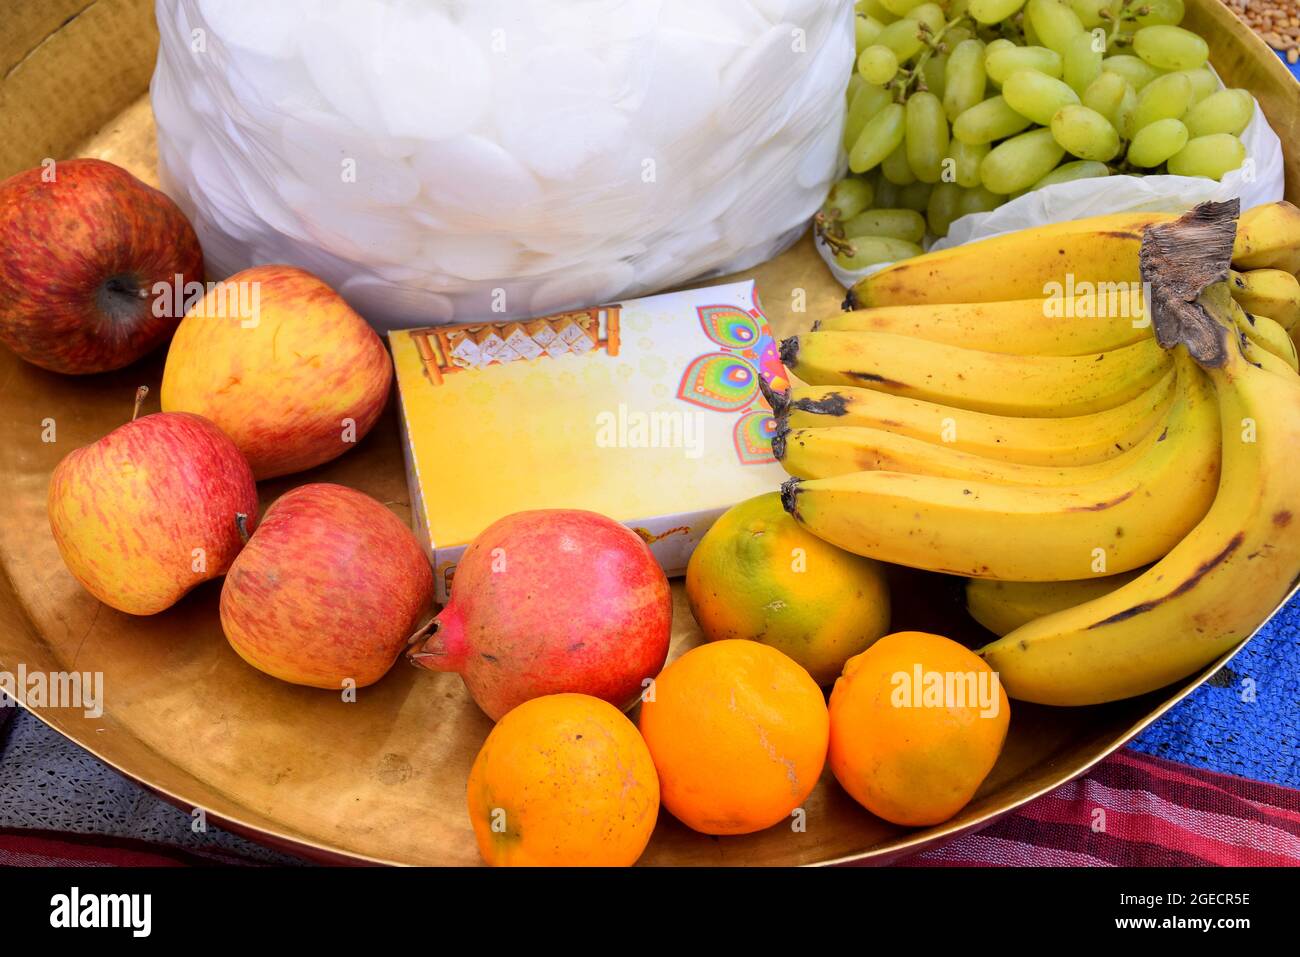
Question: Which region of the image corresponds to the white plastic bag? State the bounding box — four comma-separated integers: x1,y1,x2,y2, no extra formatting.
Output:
818,93,1286,289
151,0,854,330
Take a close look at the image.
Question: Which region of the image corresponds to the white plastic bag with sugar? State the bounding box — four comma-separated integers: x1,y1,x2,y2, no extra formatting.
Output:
151,0,854,330
818,92,1286,289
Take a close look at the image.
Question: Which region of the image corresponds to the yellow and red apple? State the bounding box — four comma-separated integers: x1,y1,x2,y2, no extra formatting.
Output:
0,158,204,374
219,483,434,689
48,411,259,615
160,265,392,480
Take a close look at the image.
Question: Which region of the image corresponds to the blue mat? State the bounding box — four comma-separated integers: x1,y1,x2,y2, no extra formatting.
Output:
1277,49,1300,81
1130,593,1300,788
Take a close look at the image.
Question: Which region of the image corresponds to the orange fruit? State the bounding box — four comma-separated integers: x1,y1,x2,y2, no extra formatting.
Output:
686,493,890,685
638,639,829,835
829,631,1010,827
466,694,659,866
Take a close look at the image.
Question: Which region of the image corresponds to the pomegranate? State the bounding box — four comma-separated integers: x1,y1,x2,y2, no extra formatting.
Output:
410,510,672,720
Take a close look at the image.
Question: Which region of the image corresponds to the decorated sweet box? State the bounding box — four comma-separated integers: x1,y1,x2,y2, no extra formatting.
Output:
389,280,789,601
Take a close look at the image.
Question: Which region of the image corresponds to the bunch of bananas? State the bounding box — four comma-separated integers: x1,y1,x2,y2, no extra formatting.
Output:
772,200,1300,706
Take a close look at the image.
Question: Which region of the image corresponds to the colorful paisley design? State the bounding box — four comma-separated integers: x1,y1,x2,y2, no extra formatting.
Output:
676,352,759,411
733,410,779,465
697,305,764,351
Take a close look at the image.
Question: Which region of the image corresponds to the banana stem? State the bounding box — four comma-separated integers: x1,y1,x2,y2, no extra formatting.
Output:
1139,200,1242,367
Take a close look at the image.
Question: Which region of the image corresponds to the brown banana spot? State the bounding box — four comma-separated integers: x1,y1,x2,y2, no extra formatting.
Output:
848,371,905,388
1067,488,1135,512
789,392,848,416
1088,532,1245,627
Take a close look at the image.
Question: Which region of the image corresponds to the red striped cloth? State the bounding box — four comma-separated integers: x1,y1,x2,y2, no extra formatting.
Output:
0,749,1295,866
0,829,272,867
905,750,1300,867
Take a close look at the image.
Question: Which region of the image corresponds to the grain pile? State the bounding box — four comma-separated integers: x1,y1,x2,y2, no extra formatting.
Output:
1221,0,1300,63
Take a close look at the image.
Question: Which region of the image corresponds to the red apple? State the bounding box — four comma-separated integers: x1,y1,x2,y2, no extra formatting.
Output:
220,483,435,689
48,404,259,615
160,265,392,480
0,158,204,374
409,509,672,720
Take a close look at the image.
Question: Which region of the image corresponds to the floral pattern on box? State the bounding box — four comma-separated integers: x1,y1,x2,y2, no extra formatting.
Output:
676,302,789,466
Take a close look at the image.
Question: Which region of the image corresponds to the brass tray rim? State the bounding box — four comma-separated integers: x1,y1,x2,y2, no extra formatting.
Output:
9,601,1287,867
2,0,1296,868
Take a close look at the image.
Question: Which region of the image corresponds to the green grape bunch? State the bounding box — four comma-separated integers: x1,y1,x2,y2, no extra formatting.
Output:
823,0,1255,271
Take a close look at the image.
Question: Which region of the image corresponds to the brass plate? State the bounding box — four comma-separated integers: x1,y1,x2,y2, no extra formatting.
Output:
0,0,1296,866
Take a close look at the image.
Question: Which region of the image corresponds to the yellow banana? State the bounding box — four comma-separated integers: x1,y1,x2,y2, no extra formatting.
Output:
780,354,1220,581
981,340,1300,704
781,331,1171,417
1239,312,1299,372
965,570,1146,637
1230,268,1300,332
1231,201,1300,274
844,201,1299,308
846,210,1171,307
777,371,1176,466
1241,333,1299,377
812,292,1150,356
1215,282,1300,375
776,402,1172,484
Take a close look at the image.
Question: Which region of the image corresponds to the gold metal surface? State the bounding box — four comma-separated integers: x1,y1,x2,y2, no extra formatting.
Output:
0,0,1296,866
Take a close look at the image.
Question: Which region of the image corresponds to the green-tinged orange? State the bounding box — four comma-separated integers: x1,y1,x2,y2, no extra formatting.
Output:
829,631,1010,827
686,492,890,684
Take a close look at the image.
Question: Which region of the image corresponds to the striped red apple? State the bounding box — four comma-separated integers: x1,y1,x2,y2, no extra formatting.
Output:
219,484,434,689
160,265,392,480
48,394,258,615
0,158,203,374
